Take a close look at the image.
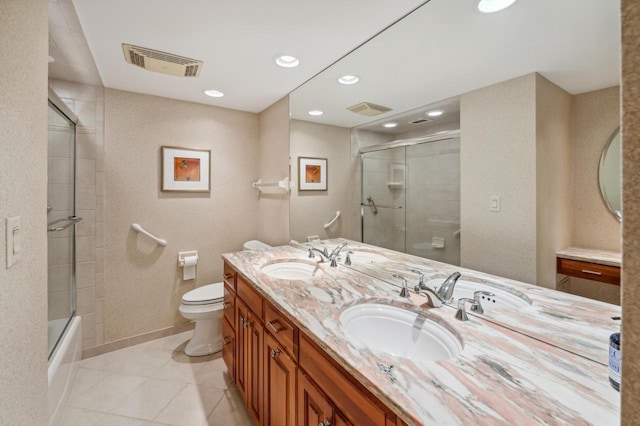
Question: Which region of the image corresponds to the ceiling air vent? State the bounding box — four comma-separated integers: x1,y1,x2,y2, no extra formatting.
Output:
122,44,203,77
346,102,392,116
408,118,432,125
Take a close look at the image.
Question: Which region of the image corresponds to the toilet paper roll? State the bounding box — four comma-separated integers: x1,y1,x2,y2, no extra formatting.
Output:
182,255,197,280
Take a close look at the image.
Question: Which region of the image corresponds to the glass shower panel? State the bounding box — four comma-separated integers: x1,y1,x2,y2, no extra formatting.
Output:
361,147,406,252
47,101,77,359
405,138,460,265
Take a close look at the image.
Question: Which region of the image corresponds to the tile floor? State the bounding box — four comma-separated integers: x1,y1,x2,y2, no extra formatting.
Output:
59,332,253,426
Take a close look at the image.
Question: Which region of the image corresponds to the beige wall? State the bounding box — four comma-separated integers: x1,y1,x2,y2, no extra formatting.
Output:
535,74,573,289
0,0,49,424
622,0,640,421
290,120,352,243
104,89,260,342
258,97,290,246
572,86,621,250
460,74,538,284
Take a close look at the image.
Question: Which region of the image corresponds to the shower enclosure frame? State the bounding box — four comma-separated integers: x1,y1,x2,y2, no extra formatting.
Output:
47,88,79,361
360,130,461,263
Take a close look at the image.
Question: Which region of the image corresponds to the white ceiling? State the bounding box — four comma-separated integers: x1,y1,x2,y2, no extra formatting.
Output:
290,0,621,129
70,0,427,113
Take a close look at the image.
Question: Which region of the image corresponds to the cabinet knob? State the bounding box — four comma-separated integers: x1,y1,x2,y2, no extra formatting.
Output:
243,319,251,329
224,273,233,280
270,348,280,358
319,419,331,426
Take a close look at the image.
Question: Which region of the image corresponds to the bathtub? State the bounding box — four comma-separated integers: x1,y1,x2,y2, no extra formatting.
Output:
48,316,82,426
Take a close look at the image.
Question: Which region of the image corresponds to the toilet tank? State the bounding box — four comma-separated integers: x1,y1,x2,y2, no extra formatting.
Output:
243,240,272,251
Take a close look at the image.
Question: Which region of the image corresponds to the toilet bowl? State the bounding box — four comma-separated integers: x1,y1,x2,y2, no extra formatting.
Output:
179,283,225,356
179,240,272,356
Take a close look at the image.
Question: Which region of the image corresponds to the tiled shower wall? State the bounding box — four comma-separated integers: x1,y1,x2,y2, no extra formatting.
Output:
49,79,105,350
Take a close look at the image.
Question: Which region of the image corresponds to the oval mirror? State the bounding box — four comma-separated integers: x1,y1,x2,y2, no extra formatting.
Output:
598,127,622,221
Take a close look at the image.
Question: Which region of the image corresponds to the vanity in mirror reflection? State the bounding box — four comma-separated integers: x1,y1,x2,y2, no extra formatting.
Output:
289,0,621,305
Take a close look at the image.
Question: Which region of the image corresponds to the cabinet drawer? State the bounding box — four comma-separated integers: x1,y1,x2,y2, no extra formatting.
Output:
237,274,264,320
299,334,387,426
223,283,236,326
557,258,620,285
222,316,235,381
223,261,236,290
265,302,298,360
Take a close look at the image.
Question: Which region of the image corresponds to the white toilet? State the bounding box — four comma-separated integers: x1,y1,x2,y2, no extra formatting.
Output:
179,240,272,356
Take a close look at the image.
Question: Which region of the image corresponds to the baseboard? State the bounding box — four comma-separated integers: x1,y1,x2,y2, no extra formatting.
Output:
82,322,195,359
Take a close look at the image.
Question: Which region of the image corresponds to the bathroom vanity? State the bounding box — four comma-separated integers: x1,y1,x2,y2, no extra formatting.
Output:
557,247,622,286
221,240,620,425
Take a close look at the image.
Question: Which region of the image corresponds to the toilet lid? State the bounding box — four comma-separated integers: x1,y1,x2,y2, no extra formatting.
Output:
182,282,224,305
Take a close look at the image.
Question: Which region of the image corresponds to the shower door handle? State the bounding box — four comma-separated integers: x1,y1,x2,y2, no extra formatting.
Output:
47,216,83,232
360,203,403,209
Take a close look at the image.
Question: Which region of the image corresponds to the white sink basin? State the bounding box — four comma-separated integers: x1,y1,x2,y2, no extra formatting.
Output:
350,251,387,263
340,303,463,361
425,279,531,310
261,260,320,280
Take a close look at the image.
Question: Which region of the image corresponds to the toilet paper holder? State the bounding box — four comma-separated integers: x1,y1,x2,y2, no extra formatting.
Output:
178,250,199,266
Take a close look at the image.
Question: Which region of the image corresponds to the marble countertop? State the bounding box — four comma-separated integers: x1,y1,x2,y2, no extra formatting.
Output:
557,247,622,267
223,241,620,425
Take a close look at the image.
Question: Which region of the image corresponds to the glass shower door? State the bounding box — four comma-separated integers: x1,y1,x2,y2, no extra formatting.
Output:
47,101,77,359
405,138,461,265
361,147,406,252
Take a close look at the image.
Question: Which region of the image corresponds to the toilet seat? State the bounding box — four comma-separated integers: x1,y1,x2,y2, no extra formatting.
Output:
181,282,223,306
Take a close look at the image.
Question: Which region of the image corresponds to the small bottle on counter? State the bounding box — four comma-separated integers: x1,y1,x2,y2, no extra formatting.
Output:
608,332,621,391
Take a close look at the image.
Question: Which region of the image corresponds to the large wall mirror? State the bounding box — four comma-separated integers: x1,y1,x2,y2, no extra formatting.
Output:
288,0,620,284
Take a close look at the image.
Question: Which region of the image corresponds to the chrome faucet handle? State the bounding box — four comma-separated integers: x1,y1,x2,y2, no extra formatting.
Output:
414,286,442,308
410,268,426,289
471,291,495,314
321,242,329,257
345,251,353,266
455,298,478,321
307,246,315,259
393,274,410,298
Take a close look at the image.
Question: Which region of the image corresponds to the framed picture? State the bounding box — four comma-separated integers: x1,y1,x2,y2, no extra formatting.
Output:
298,157,327,191
161,146,211,192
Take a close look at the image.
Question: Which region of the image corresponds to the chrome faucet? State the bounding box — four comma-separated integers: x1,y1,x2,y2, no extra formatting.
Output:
455,298,479,321
471,291,495,315
308,246,330,263
410,269,427,290
413,286,442,308
393,274,410,298
308,242,349,267
436,272,461,302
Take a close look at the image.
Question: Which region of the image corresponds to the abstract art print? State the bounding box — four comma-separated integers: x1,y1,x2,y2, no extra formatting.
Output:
298,157,327,191
161,146,210,192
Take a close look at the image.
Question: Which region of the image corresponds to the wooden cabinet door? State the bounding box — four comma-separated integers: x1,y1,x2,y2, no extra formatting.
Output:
221,316,235,382
335,410,353,426
298,371,333,426
235,298,250,400
247,310,264,425
264,332,296,426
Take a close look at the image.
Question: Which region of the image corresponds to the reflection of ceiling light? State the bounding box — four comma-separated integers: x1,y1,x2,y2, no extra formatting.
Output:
308,110,323,116
204,90,224,98
427,110,444,117
274,55,300,68
338,75,359,85
478,0,517,13
383,122,398,128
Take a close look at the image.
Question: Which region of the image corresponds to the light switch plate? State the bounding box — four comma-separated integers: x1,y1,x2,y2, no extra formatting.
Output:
6,216,20,268
489,196,501,212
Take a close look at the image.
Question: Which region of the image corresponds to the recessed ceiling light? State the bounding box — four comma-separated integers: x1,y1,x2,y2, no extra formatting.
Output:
338,75,359,85
274,55,300,68
203,90,224,98
383,122,398,128
427,110,444,117
478,0,517,13
308,110,323,116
